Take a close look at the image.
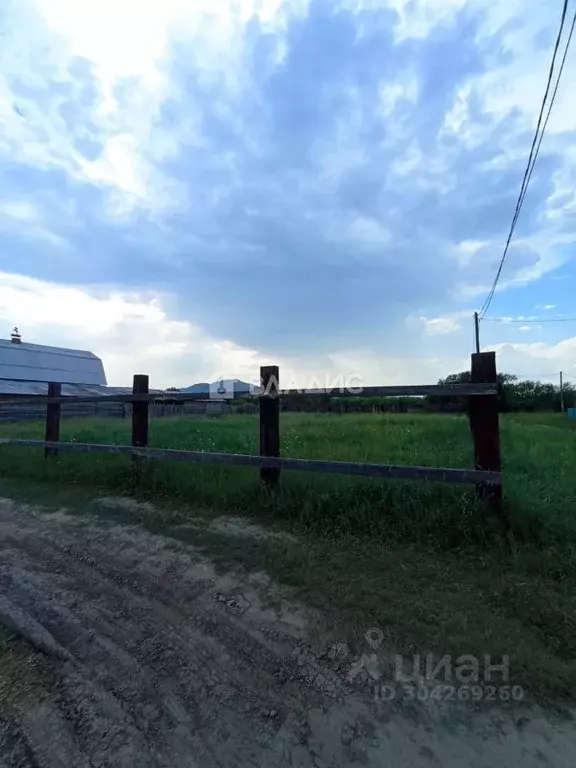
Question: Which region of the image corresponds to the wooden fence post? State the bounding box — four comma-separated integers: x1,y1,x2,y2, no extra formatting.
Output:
260,365,280,487
469,352,503,514
132,374,149,461
45,382,61,458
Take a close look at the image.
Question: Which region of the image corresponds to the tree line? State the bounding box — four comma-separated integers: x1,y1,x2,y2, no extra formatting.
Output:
431,371,575,412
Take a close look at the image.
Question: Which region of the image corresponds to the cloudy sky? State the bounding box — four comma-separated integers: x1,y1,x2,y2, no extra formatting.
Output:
1,0,575,388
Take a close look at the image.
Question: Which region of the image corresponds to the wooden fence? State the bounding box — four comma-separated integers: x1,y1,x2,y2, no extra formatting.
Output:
0,398,232,422
0,352,503,513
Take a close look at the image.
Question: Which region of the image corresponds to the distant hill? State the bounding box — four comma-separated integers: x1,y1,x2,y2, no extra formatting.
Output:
180,382,210,394
179,379,257,396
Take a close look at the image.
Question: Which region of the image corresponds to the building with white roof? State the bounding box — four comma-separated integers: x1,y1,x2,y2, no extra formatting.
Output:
0,328,107,394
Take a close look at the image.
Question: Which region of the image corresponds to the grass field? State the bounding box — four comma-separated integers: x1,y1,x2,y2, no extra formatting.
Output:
1,411,576,702
0,411,575,542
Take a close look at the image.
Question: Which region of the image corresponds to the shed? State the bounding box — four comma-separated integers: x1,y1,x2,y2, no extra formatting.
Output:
0,331,106,386
0,330,113,420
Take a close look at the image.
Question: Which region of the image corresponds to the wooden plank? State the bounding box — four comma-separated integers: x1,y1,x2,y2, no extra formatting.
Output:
276,383,498,398
0,438,502,485
0,393,218,405
131,375,149,462
44,382,61,458
469,352,503,514
260,366,280,486
0,382,498,406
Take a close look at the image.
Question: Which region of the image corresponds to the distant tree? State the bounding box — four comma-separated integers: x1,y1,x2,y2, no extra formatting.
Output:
436,371,517,387
429,370,572,412
428,371,516,411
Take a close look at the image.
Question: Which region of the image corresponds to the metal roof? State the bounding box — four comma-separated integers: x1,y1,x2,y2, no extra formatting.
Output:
0,381,164,397
0,338,107,385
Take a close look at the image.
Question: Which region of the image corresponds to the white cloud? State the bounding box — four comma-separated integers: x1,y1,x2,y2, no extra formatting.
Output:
0,201,38,221
452,240,488,267
493,337,576,380
0,0,268,213
347,215,391,245
0,0,575,374
386,0,468,42
5,0,311,219
0,272,268,387
409,312,469,335
37,0,184,86
326,348,469,386
34,0,294,88
0,272,480,390
378,75,419,115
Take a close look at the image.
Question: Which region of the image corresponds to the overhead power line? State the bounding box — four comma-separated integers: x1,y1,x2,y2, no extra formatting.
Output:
515,372,564,380
479,0,574,320
483,316,576,323
516,8,576,219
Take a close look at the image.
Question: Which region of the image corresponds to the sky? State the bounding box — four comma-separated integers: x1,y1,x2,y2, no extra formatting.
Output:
0,0,575,388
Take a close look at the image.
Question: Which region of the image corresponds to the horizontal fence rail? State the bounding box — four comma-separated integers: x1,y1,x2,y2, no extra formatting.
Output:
0,354,504,516
0,439,502,485
0,382,497,405
271,383,498,398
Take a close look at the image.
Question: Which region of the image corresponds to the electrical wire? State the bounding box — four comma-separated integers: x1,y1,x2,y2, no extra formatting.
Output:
482,316,576,323
515,9,576,223
480,0,570,318
520,373,562,379
479,0,572,319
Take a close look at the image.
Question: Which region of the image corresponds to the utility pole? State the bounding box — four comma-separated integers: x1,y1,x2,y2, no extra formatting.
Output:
560,371,565,414
473,312,480,354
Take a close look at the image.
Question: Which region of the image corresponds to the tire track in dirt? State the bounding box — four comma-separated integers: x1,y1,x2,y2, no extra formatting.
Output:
0,499,575,767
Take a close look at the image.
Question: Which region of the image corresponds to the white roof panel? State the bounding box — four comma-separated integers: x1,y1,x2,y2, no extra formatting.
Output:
0,381,164,396
0,339,107,385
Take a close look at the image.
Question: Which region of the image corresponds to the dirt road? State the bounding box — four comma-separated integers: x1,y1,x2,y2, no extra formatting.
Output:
0,497,574,767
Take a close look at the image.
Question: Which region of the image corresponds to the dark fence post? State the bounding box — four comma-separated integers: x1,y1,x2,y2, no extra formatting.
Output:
469,352,503,515
260,365,280,487
45,382,61,458
132,374,149,461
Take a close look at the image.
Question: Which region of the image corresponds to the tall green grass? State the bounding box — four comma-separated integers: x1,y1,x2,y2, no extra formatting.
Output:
1,412,575,546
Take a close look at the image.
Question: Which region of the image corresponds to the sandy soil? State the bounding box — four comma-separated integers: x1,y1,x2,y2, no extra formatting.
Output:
0,498,574,767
